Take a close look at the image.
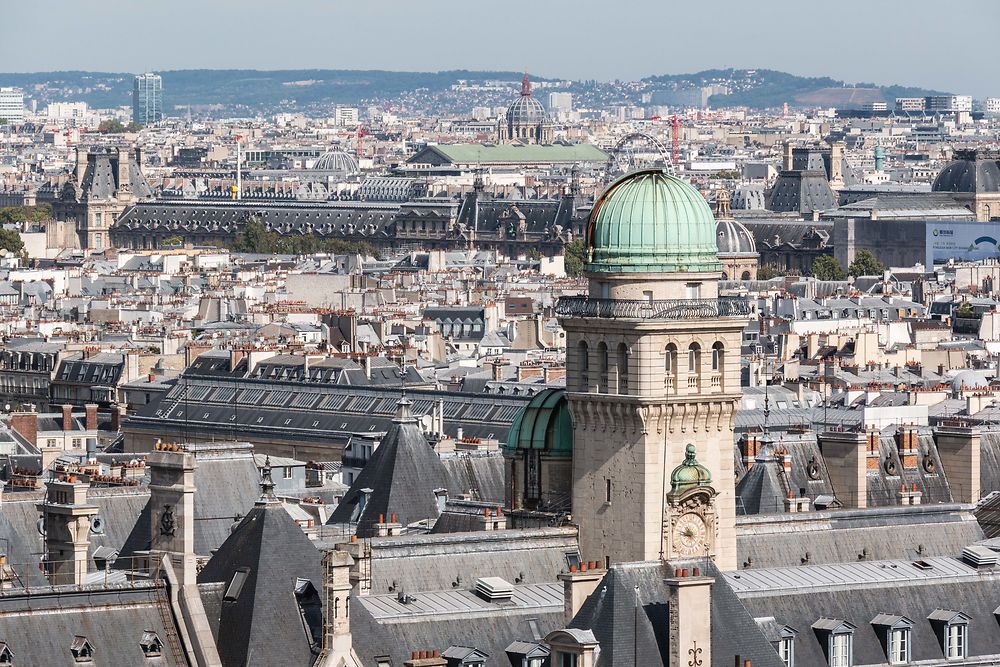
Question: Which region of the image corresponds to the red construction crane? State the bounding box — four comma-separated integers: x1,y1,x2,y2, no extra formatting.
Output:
356,125,368,160
671,115,680,165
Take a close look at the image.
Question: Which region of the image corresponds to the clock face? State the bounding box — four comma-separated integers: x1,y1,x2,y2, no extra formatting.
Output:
672,513,707,557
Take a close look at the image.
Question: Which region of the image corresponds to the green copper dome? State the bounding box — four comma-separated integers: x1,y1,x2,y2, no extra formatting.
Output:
669,444,713,494
586,169,722,273
504,388,573,457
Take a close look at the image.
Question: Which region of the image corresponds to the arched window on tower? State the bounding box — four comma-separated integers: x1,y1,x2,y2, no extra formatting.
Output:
688,343,701,390
598,342,609,394
617,343,629,395
711,342,725,390
578,340,590,391
664,344,678,393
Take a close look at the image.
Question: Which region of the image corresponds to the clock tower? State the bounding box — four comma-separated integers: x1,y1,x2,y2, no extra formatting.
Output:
556,169,748,571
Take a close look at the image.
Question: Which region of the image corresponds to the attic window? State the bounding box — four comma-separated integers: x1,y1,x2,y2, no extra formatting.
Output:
0,643,12,664
375,658,393,667
224,567,250,601
70,636,95,663
139,630,163,658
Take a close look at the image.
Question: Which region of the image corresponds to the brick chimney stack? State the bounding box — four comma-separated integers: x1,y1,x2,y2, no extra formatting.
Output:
9,409,38,447
62,405,74,432
84,404,98,432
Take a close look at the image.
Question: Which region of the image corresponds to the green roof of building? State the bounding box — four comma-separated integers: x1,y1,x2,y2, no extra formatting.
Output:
586,169,722,274
412,143,608,165
503,387,572,456
669,444,713,494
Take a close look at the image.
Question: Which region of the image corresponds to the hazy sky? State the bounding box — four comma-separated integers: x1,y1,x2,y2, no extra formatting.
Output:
5,0,999,96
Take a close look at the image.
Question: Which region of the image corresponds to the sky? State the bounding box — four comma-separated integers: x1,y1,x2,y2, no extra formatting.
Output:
4,0,999,97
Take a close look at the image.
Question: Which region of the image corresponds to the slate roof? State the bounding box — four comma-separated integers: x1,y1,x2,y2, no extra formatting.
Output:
737,503,984,569
120,443,261,558
128,376,528,449
351,580,562,667
0,583,186,666
197,498,325,667
732,557,1000,665
327,397,450,535
568,559,784,667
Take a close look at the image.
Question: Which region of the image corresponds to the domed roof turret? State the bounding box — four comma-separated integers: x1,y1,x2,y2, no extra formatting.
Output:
504,388,572,456
313,150,359,173
669,444,713,495
586,169,721,274
716,218,757,257
506,74,547,126
933,149,1000,193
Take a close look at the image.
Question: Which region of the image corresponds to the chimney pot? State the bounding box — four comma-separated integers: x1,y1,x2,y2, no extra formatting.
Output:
693,567,700,576
681,568,689,577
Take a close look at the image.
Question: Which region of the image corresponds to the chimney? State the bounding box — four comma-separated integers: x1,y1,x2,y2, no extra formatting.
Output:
667,568,715,667
41,446,62,472
404,650,447,667
322,549,363,663
783,142,794,171
479,506,507,531
84,403,98,432
148,444,198,585
62,405,74,432
110,404,125,432
9,409,38,447
818,430,868,508
37,477,98,586
557,561,604,624
75,147,88,185
934,425,981,503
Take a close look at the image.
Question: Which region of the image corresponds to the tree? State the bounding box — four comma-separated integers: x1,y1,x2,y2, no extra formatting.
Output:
848,249,886,278
0,229,25,254
97,119,126,134
811,255,846,281
564,239,586,277
162,235,184,247
757,264,779,280
126,121,143,132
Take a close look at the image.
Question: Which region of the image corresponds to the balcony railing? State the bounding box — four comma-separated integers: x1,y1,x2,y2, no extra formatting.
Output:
555,296,752,320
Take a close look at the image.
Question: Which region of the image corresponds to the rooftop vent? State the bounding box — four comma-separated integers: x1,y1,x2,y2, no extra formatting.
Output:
962,545,999,568
474,576,514,603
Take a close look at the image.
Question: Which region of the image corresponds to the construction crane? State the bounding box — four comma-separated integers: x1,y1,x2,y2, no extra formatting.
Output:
356,125,368,161
671,115,680,166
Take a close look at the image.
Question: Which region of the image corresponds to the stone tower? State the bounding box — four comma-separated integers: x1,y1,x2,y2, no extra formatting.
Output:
556,168,749,571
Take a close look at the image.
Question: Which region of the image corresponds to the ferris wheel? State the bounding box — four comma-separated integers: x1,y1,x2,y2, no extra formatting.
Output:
605,132,675,178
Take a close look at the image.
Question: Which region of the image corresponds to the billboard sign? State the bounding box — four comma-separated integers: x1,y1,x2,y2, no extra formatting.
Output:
926,222,1000,267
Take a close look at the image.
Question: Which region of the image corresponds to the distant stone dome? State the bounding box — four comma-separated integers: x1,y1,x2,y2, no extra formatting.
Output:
951,369,991,392
933,149,1000,193
506,95,547,126
313,151,359,173
586,168,722,274
716,218,757,256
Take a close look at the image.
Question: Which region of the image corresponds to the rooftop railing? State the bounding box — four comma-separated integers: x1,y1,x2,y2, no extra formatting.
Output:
555,296,752,320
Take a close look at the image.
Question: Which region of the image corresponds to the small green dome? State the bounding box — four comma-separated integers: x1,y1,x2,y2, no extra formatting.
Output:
504,388,573,456
669,444,713,494
586,169,722,273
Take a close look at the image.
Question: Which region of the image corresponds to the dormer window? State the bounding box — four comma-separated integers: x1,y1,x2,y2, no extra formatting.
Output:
70,636,95,663
139,630,163,658
0,642,13,664
928,610,969,660
872,614,912,665
778,627,796,667
813,618,855,667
